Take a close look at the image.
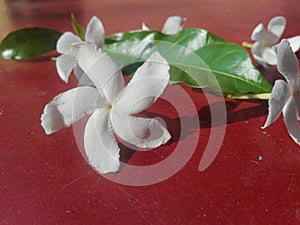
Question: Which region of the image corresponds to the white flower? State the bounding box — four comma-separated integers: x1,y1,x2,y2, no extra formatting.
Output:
142,16,186,35
56,16,105,84
41,42,171,173
251,16,300,67
262,39,300,144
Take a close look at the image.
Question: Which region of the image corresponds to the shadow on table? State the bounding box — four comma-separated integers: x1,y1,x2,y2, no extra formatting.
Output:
119,99,268,164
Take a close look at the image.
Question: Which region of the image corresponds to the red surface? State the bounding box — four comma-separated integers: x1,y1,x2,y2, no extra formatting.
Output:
0,0,299,224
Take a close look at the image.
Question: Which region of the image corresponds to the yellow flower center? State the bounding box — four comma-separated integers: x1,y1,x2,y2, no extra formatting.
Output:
292,89,297,98
263,43,269,48
106,103,112,110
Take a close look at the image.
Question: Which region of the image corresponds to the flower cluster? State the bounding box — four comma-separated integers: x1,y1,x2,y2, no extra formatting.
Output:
39,15,300,175
244,16,300,145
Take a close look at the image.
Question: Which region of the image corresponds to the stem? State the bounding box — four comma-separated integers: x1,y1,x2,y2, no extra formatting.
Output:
50,57,57,61
226,93,271,100
242,42,254,48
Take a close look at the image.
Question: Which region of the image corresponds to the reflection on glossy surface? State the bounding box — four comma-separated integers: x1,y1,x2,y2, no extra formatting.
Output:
0,0,299,224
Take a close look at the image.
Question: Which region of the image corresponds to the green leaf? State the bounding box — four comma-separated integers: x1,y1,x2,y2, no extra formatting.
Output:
104,28,272,95
71,13,85,40
194,43,272,94
0,27,62,60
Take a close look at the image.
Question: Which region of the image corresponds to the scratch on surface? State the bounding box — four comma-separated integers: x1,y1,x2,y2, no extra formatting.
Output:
197,188,235,225
113,184,153,225
160,192,192,203
250,160,259,165
57,172,89,193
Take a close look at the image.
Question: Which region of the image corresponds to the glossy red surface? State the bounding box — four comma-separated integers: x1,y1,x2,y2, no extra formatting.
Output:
0,0,299,224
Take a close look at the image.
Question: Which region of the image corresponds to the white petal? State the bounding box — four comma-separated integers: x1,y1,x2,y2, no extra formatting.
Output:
277,39,299,84
262,79,290,129
84,109,120,173
114,52,170,114
85,16,105,48
295,89,300,120
267,16,286,45
142,22,150,31
57,32,81,54
56,54,76,83
251,23,267,42
251,42,267,67
287,35,300,52
273,36,300,54
110,112,171,148
283,98,300,145
262,47,277,65
162,16,186,35
251,42,263,57
73,64,95,86
70,42,125,103
41,86,104,134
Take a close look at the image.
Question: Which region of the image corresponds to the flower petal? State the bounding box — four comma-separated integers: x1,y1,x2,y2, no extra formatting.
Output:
73,64,94,86
84,109,120,173
295,89,300,120
57,32,81,54
162,16,186,35
114,52,170,114
110,112,171,148
277,39,299,84
287,35,300,52
41,86,104,134
262,79,290,129
283,98,300,145
251,42,267,67
262,47,277,65
267,16,286,45
70,42,125,103
251,23,267,42
85,16,105,48
142,22,150,31
56,54,76,83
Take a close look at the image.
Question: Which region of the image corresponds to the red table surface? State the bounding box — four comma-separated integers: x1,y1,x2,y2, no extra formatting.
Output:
0,0,299,224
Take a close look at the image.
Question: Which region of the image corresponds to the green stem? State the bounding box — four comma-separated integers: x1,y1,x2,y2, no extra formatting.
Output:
242,42,254,48
226,93,271,100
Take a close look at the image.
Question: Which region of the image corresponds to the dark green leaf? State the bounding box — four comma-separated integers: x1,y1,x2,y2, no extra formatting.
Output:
104,29,272,95
71,13,85,40
0,27,62,60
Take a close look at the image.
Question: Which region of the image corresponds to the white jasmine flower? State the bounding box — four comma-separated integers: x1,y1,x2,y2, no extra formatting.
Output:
56,16,105,84
142,16,186,35
41,42,171,173
251,16,300,67
262,39,300,144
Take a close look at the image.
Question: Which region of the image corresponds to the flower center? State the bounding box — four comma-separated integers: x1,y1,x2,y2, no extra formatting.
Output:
263,43,269,48
292,89,297,98
106,103,112,110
